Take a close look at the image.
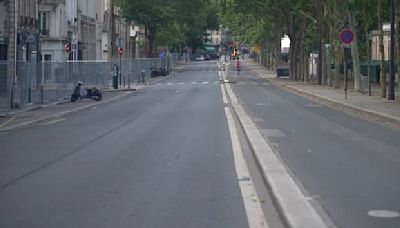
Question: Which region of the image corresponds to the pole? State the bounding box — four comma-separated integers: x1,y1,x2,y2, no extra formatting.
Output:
318,22,323,85
119,52,122,87
389,0,396,100
344,46,348,99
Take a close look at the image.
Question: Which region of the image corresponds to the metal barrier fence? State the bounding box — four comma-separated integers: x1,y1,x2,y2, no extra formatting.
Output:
0,53,180,112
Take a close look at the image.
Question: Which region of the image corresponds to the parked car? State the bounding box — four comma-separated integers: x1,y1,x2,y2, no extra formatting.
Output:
211,52,220,59
195,55,205,61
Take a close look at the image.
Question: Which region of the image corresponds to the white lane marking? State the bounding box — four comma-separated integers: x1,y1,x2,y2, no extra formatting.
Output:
225,84,238,103
224,107,269,228
166,82,174,85
255,103,272,106
220,84,228,104
0,116,16,128
40,118,66,126
191,82,197,85
214,81,219,84
368,210,400,218
155,83,162,86
202,81,209,84
178,82,185,85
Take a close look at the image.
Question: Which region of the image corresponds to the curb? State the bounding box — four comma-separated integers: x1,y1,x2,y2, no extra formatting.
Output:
0,100,70,117
0,90,135,132
223,83,328,228
0,88,138,117
248,65,400,130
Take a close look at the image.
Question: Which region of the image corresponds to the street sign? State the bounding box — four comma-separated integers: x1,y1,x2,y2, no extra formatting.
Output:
64,43,71,53
340,29,354,44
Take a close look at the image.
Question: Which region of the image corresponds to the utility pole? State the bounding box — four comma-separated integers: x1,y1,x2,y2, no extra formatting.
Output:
389,0,396,100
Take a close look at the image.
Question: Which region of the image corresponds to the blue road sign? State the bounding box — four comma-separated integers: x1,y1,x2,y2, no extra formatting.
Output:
340,29,354,44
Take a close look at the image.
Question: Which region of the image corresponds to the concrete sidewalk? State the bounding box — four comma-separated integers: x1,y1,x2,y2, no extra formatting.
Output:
0,72,177,132
245,60,400,130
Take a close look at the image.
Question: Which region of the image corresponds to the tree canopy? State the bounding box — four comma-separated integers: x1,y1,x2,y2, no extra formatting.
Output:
114,0,220,55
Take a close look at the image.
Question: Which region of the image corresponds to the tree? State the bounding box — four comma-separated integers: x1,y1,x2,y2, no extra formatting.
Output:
378,0,386,98
115,0,218,55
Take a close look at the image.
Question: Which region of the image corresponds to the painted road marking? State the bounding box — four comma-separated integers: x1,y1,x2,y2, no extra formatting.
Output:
178,82,185,85
40,118,66,126
368,210,400,218
202,81,209,84
224,107,269,228
0,116,16,128
256,103,272,106
166,82,174,86
220,84,228,104
191,82,197,85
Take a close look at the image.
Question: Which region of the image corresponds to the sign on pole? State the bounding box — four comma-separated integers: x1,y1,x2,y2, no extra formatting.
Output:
339,29,354,45
64,43,71,53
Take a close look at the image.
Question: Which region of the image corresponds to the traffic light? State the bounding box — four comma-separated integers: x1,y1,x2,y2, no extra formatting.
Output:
231,48,239,60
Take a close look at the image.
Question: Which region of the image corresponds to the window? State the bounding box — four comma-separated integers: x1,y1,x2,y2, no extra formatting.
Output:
44,54,52,61
39,12,49,35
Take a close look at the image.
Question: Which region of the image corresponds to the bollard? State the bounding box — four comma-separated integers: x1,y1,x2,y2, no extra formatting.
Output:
113,64,119,89
141,70,146,83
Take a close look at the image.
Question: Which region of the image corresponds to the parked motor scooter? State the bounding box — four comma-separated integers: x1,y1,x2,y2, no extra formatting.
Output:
70,81,102,102
150,66,169,77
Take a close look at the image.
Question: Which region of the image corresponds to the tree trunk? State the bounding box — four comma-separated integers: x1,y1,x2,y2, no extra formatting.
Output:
289,37,296,80
397,1,400,95
348,12,362,91
378,0,387,98
304,48,309,82
364,27,372,95
334,43,341,89
275,43,281,72
147,27,156,58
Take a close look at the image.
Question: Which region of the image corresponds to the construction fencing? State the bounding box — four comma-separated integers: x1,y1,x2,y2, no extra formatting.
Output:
0,53,179,112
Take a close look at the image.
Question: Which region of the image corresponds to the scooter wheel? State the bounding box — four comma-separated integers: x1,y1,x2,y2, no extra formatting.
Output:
71,95,78,102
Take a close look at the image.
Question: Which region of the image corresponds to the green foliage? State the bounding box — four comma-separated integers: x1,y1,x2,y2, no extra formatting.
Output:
114,0,220,51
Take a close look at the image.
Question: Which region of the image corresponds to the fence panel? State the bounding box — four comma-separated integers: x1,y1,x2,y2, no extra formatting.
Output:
0,56,177,112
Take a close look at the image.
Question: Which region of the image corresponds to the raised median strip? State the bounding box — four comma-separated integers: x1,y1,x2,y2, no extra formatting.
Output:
224,83,328,228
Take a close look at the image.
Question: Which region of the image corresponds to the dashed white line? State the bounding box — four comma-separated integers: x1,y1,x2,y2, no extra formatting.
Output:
220,84,228,104
202,81,209,84
40,118,66,126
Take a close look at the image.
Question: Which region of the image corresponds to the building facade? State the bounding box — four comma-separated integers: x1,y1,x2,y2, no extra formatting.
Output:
39,0,67,62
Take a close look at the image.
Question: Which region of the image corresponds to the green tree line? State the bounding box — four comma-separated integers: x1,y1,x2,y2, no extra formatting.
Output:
114,0,219,56
219,0,397,98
